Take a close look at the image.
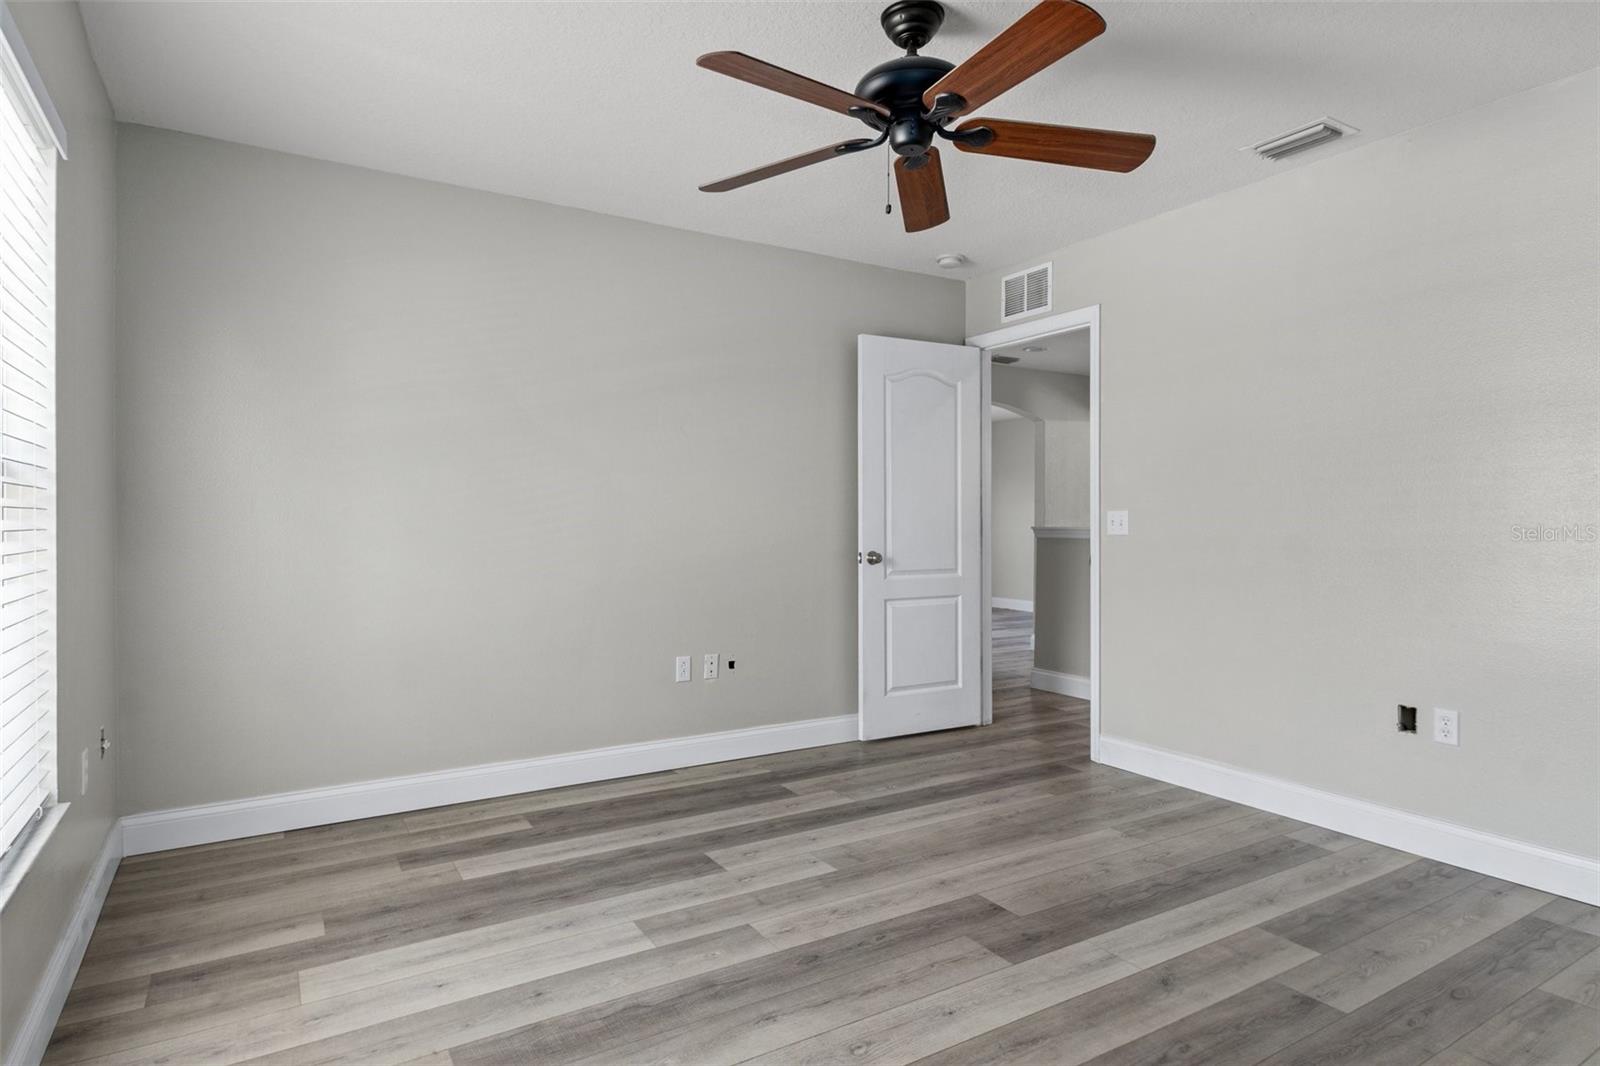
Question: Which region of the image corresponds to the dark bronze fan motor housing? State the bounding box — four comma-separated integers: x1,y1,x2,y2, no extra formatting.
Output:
695,0,1156,232
851,3,978,169
855,56,952,166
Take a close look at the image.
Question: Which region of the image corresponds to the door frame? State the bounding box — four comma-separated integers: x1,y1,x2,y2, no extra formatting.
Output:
968,304,1102,761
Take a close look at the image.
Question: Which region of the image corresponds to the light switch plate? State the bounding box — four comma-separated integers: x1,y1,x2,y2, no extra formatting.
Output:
1107,510,1130,536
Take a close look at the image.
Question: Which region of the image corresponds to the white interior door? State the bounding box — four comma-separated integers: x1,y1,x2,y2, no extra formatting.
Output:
858,334,983,741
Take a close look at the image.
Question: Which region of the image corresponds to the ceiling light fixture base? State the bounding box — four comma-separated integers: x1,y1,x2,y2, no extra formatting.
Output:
879,0,946,54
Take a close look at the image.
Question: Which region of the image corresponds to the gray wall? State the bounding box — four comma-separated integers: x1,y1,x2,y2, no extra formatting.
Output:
1034,538,1090,679
990,418,1035,605
1037,410,1091,681
114,124,963,815
991,366,1091,679
991,365,1088,423
0,3,118,1058
967,70,1599,859
1039,419,1090,530
991,366,1090,528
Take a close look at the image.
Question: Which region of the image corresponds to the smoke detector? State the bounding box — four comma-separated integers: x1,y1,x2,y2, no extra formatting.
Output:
936,254,968,269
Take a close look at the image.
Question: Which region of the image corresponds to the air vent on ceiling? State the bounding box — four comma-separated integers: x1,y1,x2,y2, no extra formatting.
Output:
1001,263,1052,322
1247,117,1356,161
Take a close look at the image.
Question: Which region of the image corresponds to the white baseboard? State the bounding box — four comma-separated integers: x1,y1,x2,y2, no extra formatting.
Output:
992,597,1034,613
1099,735,1600,905
122,714,859,856
1030,668,1090,699
9,825,122,1066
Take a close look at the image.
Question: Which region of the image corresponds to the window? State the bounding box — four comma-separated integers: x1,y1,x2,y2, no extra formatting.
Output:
0,9,59,861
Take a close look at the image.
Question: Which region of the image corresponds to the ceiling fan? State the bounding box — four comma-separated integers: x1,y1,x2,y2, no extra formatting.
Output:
696,0,1155,233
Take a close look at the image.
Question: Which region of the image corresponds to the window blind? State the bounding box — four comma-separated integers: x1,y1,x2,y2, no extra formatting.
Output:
0,51,54,859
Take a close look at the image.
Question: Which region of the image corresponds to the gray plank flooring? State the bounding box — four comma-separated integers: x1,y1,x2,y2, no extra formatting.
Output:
45,610,1600,1065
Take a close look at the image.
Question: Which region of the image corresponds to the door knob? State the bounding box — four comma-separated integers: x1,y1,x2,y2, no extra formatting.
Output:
864,551,883,565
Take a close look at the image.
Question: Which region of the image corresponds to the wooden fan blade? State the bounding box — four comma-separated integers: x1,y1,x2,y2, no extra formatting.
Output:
698,52,890,119
923,0,1105,117
700,139,877,193
894,148,951,233
954,118,1154,172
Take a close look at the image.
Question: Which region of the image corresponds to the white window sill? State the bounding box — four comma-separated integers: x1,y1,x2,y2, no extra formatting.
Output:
0,802,69,911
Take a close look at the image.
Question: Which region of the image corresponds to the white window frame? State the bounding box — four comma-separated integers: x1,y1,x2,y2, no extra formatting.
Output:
0,0,67,902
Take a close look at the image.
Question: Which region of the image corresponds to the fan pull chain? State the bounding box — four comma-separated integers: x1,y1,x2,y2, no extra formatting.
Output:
884,144,892,216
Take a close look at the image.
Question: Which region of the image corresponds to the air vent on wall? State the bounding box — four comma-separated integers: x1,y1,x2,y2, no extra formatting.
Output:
1246,117,1357,161
1001,263,1051,322
991,354,1021,365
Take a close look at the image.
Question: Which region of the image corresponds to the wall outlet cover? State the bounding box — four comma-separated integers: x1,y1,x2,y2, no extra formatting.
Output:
674,656,692,683
1433,708,1460,746
702,653,719,680
1107,510,1130,536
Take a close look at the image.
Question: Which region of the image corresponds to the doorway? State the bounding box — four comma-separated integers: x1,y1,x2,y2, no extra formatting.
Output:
854,307,1101,756
970,306,1102,760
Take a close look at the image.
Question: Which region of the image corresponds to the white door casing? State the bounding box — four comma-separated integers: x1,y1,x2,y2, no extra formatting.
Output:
858,335,983,741
968,303,1101,762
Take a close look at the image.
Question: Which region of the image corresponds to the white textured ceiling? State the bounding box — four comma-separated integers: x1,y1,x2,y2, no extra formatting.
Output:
80,1,1599,277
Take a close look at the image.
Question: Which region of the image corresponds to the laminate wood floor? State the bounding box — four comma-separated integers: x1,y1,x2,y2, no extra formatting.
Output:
48,611,1600,1065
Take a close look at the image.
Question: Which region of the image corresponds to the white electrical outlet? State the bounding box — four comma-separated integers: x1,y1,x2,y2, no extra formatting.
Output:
1433,708,1460,746
80,748,89,796
1107,510,1130,536
703,653,719,680
675,656,692,683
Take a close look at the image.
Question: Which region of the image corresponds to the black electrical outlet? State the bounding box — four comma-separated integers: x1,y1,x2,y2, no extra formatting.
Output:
1397,705,1418,734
